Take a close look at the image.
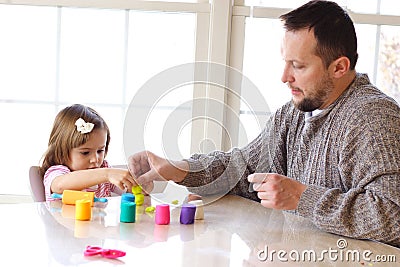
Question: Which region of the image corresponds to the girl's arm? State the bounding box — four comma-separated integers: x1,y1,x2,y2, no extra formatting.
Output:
50,168,135,194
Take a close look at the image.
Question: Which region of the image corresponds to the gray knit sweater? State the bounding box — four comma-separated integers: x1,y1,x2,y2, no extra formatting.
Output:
181,73,400,247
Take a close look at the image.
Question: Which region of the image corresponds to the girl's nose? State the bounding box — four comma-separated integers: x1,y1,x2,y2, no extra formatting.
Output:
89,153,99,163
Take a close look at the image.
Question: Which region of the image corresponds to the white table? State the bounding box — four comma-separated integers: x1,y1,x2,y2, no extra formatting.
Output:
0,194,399,266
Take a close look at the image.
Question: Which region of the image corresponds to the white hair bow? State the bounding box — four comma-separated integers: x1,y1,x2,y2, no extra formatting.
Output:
75,118,94,134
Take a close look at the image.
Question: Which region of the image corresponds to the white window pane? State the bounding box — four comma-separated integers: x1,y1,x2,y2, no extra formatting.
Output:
244,0,378,13
377,25,400,102
0,5,57,101
126,11,196,103
160,0,198,2
124,11,195,160
143,0,197,2
347,0,378,14
242,18,290,113
238,112,268,147
144,107,192,159
240,18,290,147
355,24,377,79
0,103,55,195
244,1,398,15
89,105,126,165
58,8,126,104
126,82,193,159
380,0,400,16
244,0,310,8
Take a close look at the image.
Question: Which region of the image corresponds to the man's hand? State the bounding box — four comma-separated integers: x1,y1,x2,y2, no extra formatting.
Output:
248,173,307,210
128,151,189,193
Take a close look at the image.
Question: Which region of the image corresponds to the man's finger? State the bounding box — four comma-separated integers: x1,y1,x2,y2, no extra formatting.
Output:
136,170,155,185
247,173,269,183
249,182,263,192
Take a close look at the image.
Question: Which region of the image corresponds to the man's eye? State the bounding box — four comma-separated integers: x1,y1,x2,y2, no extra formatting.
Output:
293,63,304,69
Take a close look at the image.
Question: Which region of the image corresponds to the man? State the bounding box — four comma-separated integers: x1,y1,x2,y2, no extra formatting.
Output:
129,0,400,247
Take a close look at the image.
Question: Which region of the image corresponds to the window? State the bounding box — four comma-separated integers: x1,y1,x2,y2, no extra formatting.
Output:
1,0,400,198
240,18,290,143
0,2,197,195
238,1,400,147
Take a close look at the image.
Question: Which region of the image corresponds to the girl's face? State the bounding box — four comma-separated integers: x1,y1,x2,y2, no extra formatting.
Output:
67,129,108,171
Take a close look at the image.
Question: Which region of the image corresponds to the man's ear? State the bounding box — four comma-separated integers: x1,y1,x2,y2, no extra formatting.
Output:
330,56,351,78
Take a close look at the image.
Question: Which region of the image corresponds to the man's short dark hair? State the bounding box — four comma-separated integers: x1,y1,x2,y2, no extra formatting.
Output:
280,0,358,70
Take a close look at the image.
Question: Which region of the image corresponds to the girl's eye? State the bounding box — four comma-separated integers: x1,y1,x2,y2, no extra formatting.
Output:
80,152,89,156
97,149,105,154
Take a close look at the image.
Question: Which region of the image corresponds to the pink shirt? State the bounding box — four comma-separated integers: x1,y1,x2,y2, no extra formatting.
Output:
43,160,121,201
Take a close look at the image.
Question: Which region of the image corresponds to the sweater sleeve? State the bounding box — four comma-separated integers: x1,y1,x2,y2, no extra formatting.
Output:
297,100,400,247
180,142,259,201
180,106,290,201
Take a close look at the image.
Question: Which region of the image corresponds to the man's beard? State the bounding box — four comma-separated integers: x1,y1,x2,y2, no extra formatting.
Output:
292,74,334,112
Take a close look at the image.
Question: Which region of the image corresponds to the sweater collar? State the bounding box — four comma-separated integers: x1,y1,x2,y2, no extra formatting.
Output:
303,73,369,122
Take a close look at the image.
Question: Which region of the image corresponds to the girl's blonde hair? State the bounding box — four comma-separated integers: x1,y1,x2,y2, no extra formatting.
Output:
39,104,110,177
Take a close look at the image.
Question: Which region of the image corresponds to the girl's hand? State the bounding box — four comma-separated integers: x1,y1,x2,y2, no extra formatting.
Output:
106,168,136,191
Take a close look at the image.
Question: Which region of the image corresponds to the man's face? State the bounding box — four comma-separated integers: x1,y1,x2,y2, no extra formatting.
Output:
280,29,335,112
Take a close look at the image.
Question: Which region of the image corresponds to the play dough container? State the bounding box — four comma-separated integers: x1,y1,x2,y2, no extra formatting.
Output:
51,190,107,206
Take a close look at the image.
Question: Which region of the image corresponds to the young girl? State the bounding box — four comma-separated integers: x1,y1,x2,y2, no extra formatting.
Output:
40,104,135,201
